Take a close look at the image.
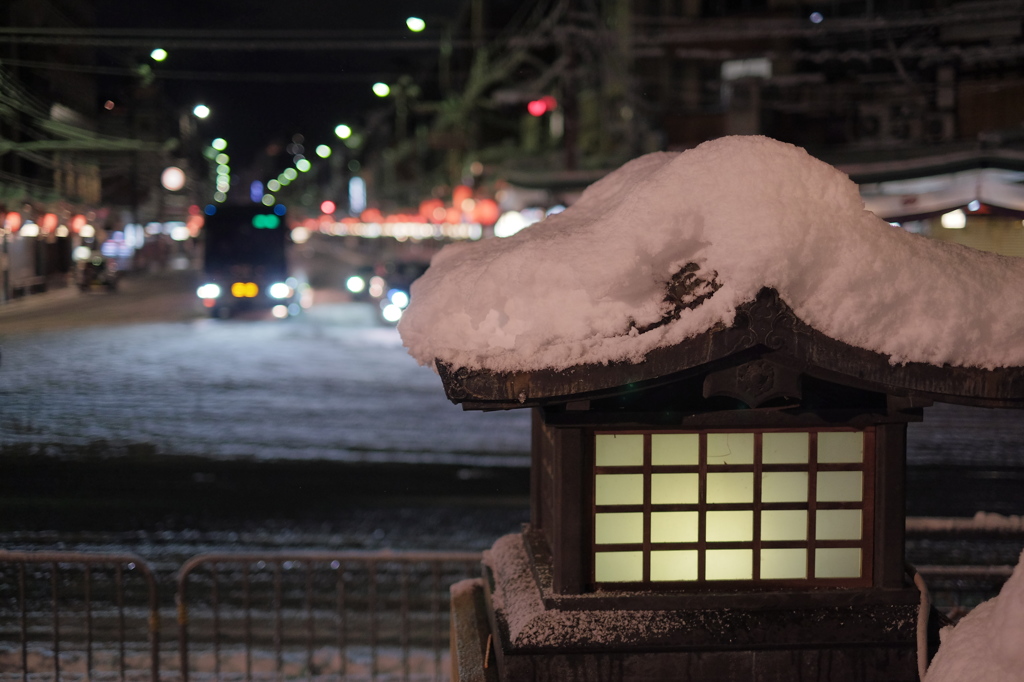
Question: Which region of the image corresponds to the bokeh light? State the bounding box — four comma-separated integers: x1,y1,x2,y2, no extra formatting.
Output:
334,124,352,139
193,104,210,118
150,48,168,62
160,166,186,191
316,145,331,158
372,82,391,97
406,17,426,32
346,276,366,294
211,138,228,151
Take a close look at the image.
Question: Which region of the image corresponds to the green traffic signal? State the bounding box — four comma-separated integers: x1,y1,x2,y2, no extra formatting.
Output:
251,214,281,229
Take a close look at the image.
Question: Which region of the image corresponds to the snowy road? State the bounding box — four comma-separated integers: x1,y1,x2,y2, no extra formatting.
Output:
0,271,531,466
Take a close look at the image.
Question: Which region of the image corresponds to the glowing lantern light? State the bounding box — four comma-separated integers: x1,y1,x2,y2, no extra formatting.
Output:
41,214,58,234
452,185,473,208
320,200,336,215
4,212,22,232
361,208,384,223
419,198,444,221
473,198,500,225
527,100,546,117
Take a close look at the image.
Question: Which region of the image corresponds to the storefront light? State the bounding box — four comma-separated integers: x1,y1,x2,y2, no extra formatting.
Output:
941,209,966,229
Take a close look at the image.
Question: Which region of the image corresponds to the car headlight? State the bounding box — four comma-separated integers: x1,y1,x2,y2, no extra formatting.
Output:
388,289,410,309
345,275,366,294
197,283,221,299
381,303,403,323
268,282,292,299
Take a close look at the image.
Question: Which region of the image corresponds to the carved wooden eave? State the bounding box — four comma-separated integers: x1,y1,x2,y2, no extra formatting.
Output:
436,288,1024,411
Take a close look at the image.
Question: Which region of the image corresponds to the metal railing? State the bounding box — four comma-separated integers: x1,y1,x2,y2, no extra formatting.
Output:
915,564,1016,618
0,549,481,682
176,551,480,682
0,549,161,682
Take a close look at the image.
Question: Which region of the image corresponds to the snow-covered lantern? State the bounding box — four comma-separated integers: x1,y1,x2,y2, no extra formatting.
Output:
399,137,1024,681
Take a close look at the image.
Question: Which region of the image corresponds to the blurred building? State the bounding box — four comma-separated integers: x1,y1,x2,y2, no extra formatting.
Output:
430,0,1024,255
0,0,182,300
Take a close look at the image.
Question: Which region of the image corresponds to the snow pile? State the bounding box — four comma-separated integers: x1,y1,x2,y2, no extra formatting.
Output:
926,549,1024,682
400,136,1024,373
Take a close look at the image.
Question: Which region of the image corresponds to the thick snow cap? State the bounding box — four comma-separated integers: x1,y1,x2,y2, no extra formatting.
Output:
399,136,1024,373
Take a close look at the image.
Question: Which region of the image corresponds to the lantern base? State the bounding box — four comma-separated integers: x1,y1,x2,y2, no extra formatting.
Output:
453,532,922,682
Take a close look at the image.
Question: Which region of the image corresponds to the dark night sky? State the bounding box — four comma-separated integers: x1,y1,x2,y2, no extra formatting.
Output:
93,0,476,168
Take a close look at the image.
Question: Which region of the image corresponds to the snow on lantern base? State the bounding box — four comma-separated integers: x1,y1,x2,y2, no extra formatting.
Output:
448,533,919,682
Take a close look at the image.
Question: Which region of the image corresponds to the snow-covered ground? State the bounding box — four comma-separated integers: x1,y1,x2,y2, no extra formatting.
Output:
0,305,530,466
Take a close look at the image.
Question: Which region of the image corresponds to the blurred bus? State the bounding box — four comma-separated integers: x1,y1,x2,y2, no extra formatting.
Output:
195,205,299,318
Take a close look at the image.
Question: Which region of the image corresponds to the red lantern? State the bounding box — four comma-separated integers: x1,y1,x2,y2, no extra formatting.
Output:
472,198,500,225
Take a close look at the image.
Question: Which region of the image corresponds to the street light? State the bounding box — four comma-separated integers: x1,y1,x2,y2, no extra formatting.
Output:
160,166,186,191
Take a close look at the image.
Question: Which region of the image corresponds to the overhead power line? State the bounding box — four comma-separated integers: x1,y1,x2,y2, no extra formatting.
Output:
0,28,473,52
0,58,402,83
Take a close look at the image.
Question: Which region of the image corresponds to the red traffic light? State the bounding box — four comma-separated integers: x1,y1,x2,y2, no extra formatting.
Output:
527,95,557,117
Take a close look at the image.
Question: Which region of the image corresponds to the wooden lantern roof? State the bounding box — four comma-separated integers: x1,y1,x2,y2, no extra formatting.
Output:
438,288,1024,412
